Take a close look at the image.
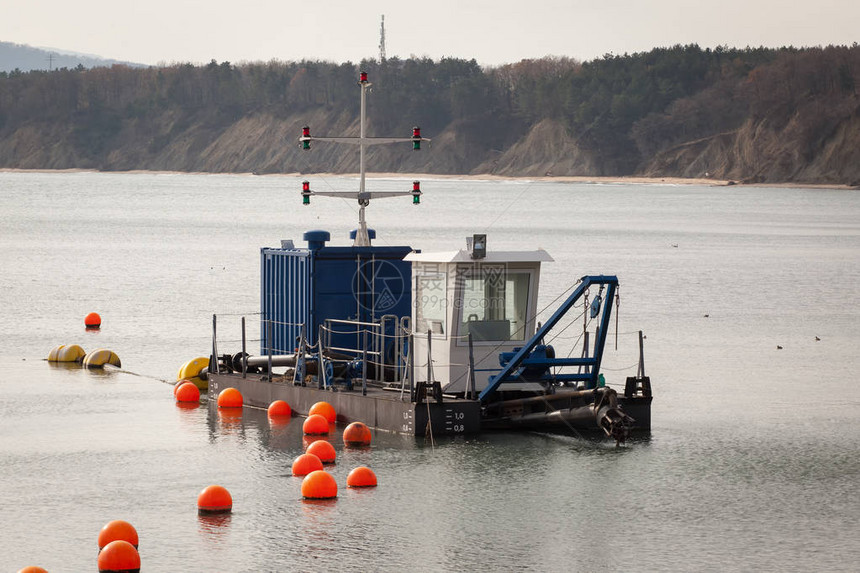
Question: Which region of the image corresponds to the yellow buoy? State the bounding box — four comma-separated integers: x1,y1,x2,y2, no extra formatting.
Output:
59,344,86,363
177,357,209,391
83,348,121,369
48,344,86,363
176,356,209,382
177,357,209,380
48,344,64,361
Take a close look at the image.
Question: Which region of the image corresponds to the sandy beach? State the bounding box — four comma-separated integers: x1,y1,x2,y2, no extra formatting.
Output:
1,168,855,189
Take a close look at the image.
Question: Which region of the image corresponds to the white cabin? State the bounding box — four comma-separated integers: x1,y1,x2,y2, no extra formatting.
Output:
405,239,553,394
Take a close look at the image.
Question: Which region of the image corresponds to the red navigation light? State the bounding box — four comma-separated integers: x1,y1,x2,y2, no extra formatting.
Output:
412,181,421,204
301,126,311,150
302,181,311,205
412,126,421,150
359,71,368,83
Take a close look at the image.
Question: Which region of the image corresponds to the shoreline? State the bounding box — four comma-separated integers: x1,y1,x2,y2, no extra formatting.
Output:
0,168,855,190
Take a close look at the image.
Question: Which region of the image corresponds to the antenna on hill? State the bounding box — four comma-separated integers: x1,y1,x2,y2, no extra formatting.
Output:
298,71,431,247
46,53,55,71
379,15,386,62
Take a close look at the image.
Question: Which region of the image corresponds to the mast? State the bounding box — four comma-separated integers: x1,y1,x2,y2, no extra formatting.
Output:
358,72,370,245
299,71,430,246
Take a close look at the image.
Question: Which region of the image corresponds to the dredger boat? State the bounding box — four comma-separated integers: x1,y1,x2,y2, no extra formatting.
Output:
203,72,652,442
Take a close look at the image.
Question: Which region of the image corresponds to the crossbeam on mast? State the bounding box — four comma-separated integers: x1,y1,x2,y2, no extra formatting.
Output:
298,71,431,247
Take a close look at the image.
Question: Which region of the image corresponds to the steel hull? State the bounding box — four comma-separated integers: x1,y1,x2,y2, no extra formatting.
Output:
208,373,650,438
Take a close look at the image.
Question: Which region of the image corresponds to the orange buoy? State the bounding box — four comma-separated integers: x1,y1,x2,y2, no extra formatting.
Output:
302,435,327,450
197,484,233,514
174,379,192,397
267,400,292,418
308,401,336,423
306,439,336,464
217,387,243,409
347,466,378,488
175,381,200,403
302,413,330,435
98,519,139,550
343,421,372,446
291,453,324,476
17,567,49,573
85,312,102,329
97,540,140,572
301,469,338,499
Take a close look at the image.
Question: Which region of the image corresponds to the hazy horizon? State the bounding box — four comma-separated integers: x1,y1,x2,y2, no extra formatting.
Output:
2,1,858,68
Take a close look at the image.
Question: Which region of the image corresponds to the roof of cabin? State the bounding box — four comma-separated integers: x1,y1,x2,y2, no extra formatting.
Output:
404,249,553,263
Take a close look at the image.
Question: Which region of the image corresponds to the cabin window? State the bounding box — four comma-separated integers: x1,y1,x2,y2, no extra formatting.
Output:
458,269,530,341
415,275,447,335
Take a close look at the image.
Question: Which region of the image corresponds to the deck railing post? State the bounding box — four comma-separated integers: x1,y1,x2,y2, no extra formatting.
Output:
295,323,307,388
319,324,327,389
426,330,433,385
211,314,219,374
361,328,368,396
467,332,476,400
395,319,402,384
408,333,415,401
267,320,273,381
241,316,247,379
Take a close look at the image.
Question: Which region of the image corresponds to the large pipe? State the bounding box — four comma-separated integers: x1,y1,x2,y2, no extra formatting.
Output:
213,351,400,383
245,354,319,374
481,387,634,442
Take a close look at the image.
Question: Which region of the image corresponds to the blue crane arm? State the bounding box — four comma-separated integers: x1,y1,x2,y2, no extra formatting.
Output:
479,275,618,402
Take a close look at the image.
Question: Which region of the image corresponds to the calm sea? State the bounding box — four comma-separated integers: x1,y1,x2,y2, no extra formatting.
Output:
0,171,858,571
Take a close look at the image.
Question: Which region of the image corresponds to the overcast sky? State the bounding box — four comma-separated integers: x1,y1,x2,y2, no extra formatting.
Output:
2,0,858,67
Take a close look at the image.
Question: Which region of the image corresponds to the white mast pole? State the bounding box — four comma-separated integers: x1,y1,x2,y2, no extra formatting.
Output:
356,75,371,247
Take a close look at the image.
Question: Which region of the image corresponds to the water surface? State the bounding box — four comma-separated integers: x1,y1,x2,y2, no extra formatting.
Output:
0,172,858,571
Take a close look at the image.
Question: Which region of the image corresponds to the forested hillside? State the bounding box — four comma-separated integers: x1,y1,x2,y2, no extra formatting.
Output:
1,44,859,184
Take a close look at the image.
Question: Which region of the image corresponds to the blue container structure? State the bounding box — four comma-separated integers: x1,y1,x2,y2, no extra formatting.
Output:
260,229,413,355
